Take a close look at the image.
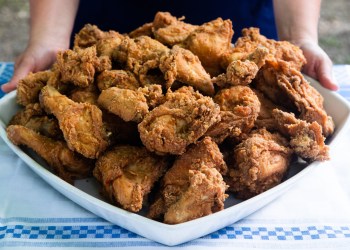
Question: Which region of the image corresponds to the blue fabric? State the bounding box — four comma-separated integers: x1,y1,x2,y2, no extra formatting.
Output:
0,63,14,98
72,0,277,46
1,217,350,247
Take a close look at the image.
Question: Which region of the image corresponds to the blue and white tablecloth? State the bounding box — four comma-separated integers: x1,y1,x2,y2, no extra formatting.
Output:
1,62,350,250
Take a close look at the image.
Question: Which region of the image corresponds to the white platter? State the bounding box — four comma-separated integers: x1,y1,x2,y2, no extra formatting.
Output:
0,78,350,246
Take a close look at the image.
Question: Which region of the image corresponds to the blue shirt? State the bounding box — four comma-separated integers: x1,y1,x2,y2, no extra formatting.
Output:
72,0,277,45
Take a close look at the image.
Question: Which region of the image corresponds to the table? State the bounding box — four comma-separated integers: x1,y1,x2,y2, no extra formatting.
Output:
1,62,350,250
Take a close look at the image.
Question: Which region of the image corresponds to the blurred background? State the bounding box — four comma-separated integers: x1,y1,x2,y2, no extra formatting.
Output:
0,0,349,64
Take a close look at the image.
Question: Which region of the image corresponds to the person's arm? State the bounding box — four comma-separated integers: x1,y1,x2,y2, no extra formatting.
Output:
273,0,338,90
1,0,80,93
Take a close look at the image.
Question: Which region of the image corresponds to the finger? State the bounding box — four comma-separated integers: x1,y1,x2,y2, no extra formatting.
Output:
1,56,35,93
317,60,339,91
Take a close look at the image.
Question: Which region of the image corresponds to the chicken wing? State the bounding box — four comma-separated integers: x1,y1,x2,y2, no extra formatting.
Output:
7,125,94,184
138,86,220,155
40,85,108,159
93,145,168,212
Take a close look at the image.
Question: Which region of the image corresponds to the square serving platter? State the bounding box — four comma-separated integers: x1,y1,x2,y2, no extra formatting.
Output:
0,78,349,246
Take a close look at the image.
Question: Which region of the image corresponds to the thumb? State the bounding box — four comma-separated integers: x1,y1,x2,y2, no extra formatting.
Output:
1,56,35,93
317,61,339,91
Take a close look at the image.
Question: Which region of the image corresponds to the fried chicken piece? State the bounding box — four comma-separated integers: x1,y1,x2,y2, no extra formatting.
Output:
129,22,154,38
113,36,169,77
253,89,285,131
214,47,270,88
69,84,100,105
159,46,214,95
152,11,197,46
138,84,165,108
138,86,220,155
55,46,100,88
148,137,227,223
222,27,306,71
255,59,335,137
40,85,108,159
98,87,149,123
74,24,106,48
7,125,94,184
95,31,124,58
74,24,124,55
96,70,140,91
164,166,227,224
9,103,62,139
17,71,51,106
227,128,293,199
181,18,233,76
213,60,259,87
272,109,329,161
93,145,168,212
205,86,260,143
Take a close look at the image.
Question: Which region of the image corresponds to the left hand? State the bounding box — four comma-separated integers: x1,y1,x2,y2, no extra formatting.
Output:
298,41,338,91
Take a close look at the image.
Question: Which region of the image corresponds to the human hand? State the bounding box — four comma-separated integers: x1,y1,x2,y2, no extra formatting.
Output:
298,41,338,91
1,42,68,93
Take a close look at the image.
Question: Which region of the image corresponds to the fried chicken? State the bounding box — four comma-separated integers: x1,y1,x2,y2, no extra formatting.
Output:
148,137,228,223
227,128,293,199
17,71,51,106
93,145,168,212
214,46,270,88
98,87,149,123
272,109,329,161
40,85,108,159
9,103,62,139
159,45,214,95
129,22,154,38
138,86,220,155
74,24,106,48
7,125,94,184
253,89,285,131
181,18,233,76
164,166,227,224
96,70,140,91
55,46,101,88
69,84,100,105
223,27,306,71
152,11,197,46
255,59,335,137
205,86,260,143
113,36,169,76
95,31,124,58
213,60,259,87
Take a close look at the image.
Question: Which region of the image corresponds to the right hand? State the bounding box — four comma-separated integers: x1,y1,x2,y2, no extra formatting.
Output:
1,42,67,93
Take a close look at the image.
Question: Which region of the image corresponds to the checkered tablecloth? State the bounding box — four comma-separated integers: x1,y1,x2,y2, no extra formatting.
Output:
1,62,350,250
